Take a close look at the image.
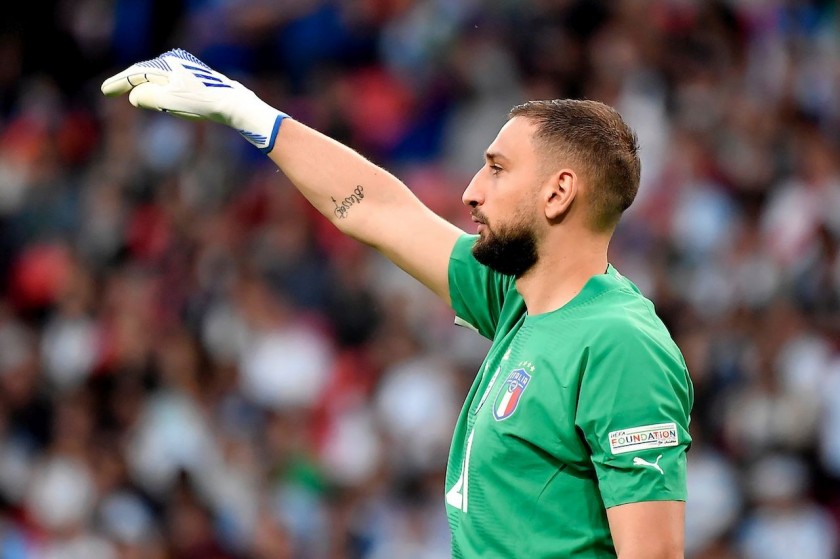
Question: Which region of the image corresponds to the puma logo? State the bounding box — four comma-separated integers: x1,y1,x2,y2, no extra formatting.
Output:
633,454,663,475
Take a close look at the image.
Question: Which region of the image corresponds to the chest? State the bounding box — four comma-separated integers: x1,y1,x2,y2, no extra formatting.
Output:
463,322,592,471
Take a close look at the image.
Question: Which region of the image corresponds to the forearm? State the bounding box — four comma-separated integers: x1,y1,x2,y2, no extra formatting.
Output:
267,118,424,246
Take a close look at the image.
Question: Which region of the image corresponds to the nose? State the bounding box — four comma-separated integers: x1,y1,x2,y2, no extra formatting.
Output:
462,170,483,208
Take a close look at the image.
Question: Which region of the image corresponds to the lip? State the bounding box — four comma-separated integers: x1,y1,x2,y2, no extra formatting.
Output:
470,211,487,233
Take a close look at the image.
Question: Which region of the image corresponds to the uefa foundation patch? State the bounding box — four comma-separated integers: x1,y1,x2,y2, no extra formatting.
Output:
608,422,678,455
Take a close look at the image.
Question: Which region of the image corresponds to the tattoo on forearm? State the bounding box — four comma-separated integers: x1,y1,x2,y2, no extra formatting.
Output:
332,185,365,219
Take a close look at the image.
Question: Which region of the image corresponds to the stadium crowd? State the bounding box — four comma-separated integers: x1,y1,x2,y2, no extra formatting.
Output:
1,0,840,557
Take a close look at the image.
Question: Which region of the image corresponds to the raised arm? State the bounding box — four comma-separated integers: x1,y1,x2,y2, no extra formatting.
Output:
265,119,463,303
101,49,463,304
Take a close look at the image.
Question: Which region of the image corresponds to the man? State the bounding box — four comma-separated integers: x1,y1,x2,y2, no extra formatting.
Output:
103,49,692,558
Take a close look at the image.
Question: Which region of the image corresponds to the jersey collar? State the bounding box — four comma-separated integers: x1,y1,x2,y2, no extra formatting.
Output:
524,264,624,320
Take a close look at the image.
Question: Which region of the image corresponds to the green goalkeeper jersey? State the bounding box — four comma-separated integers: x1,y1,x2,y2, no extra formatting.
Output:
445,235,693,558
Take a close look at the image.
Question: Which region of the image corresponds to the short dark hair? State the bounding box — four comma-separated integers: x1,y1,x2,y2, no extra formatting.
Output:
509,99,641,231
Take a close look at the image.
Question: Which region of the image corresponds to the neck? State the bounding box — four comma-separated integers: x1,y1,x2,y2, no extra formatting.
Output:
515,231,610,315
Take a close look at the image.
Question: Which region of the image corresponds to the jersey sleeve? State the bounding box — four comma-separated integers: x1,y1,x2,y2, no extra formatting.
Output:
574,323,693,508
448,234,514,340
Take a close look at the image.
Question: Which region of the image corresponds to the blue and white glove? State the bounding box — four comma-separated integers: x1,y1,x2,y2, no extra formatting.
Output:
101,49,287,154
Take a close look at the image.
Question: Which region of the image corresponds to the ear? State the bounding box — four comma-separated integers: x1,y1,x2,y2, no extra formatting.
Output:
543,169,577,220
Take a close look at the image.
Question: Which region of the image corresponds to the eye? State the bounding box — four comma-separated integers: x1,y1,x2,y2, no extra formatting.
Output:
489,164,503,175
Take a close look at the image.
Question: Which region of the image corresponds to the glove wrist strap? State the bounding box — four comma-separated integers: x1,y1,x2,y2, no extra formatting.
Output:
229,96,289,154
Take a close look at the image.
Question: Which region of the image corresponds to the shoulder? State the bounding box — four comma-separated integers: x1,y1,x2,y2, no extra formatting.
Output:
587,270,671,340
593,304,680,362
581,279,685,373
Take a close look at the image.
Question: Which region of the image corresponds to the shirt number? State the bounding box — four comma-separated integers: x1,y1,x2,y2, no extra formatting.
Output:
445,428,475,512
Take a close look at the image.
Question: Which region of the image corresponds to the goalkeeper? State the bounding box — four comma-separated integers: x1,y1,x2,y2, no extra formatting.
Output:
103,49,692,559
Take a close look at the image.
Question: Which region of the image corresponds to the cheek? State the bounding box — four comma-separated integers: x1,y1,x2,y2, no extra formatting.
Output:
507,188,537,220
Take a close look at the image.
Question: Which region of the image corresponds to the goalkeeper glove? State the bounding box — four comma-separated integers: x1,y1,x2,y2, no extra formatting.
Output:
101,48,287,154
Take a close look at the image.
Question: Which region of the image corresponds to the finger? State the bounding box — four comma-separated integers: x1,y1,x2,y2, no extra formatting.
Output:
101,68,169,97
128,82,167,111
127,83,204,120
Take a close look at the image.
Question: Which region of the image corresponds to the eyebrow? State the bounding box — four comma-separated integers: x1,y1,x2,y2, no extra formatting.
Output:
485,151,510,163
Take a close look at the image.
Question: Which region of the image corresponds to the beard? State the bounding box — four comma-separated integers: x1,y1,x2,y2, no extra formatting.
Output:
472,213,539,278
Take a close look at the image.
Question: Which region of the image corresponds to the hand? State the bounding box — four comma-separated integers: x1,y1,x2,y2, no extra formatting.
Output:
101,49,287,153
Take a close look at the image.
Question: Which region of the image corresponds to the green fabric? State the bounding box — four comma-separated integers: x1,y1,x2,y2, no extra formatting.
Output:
445,235,693,558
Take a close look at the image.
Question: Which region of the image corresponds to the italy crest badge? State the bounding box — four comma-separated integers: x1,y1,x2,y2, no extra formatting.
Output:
493,368,531,421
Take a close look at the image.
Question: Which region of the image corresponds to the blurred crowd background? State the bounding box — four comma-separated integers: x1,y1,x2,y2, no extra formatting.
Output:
1,0,839,557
